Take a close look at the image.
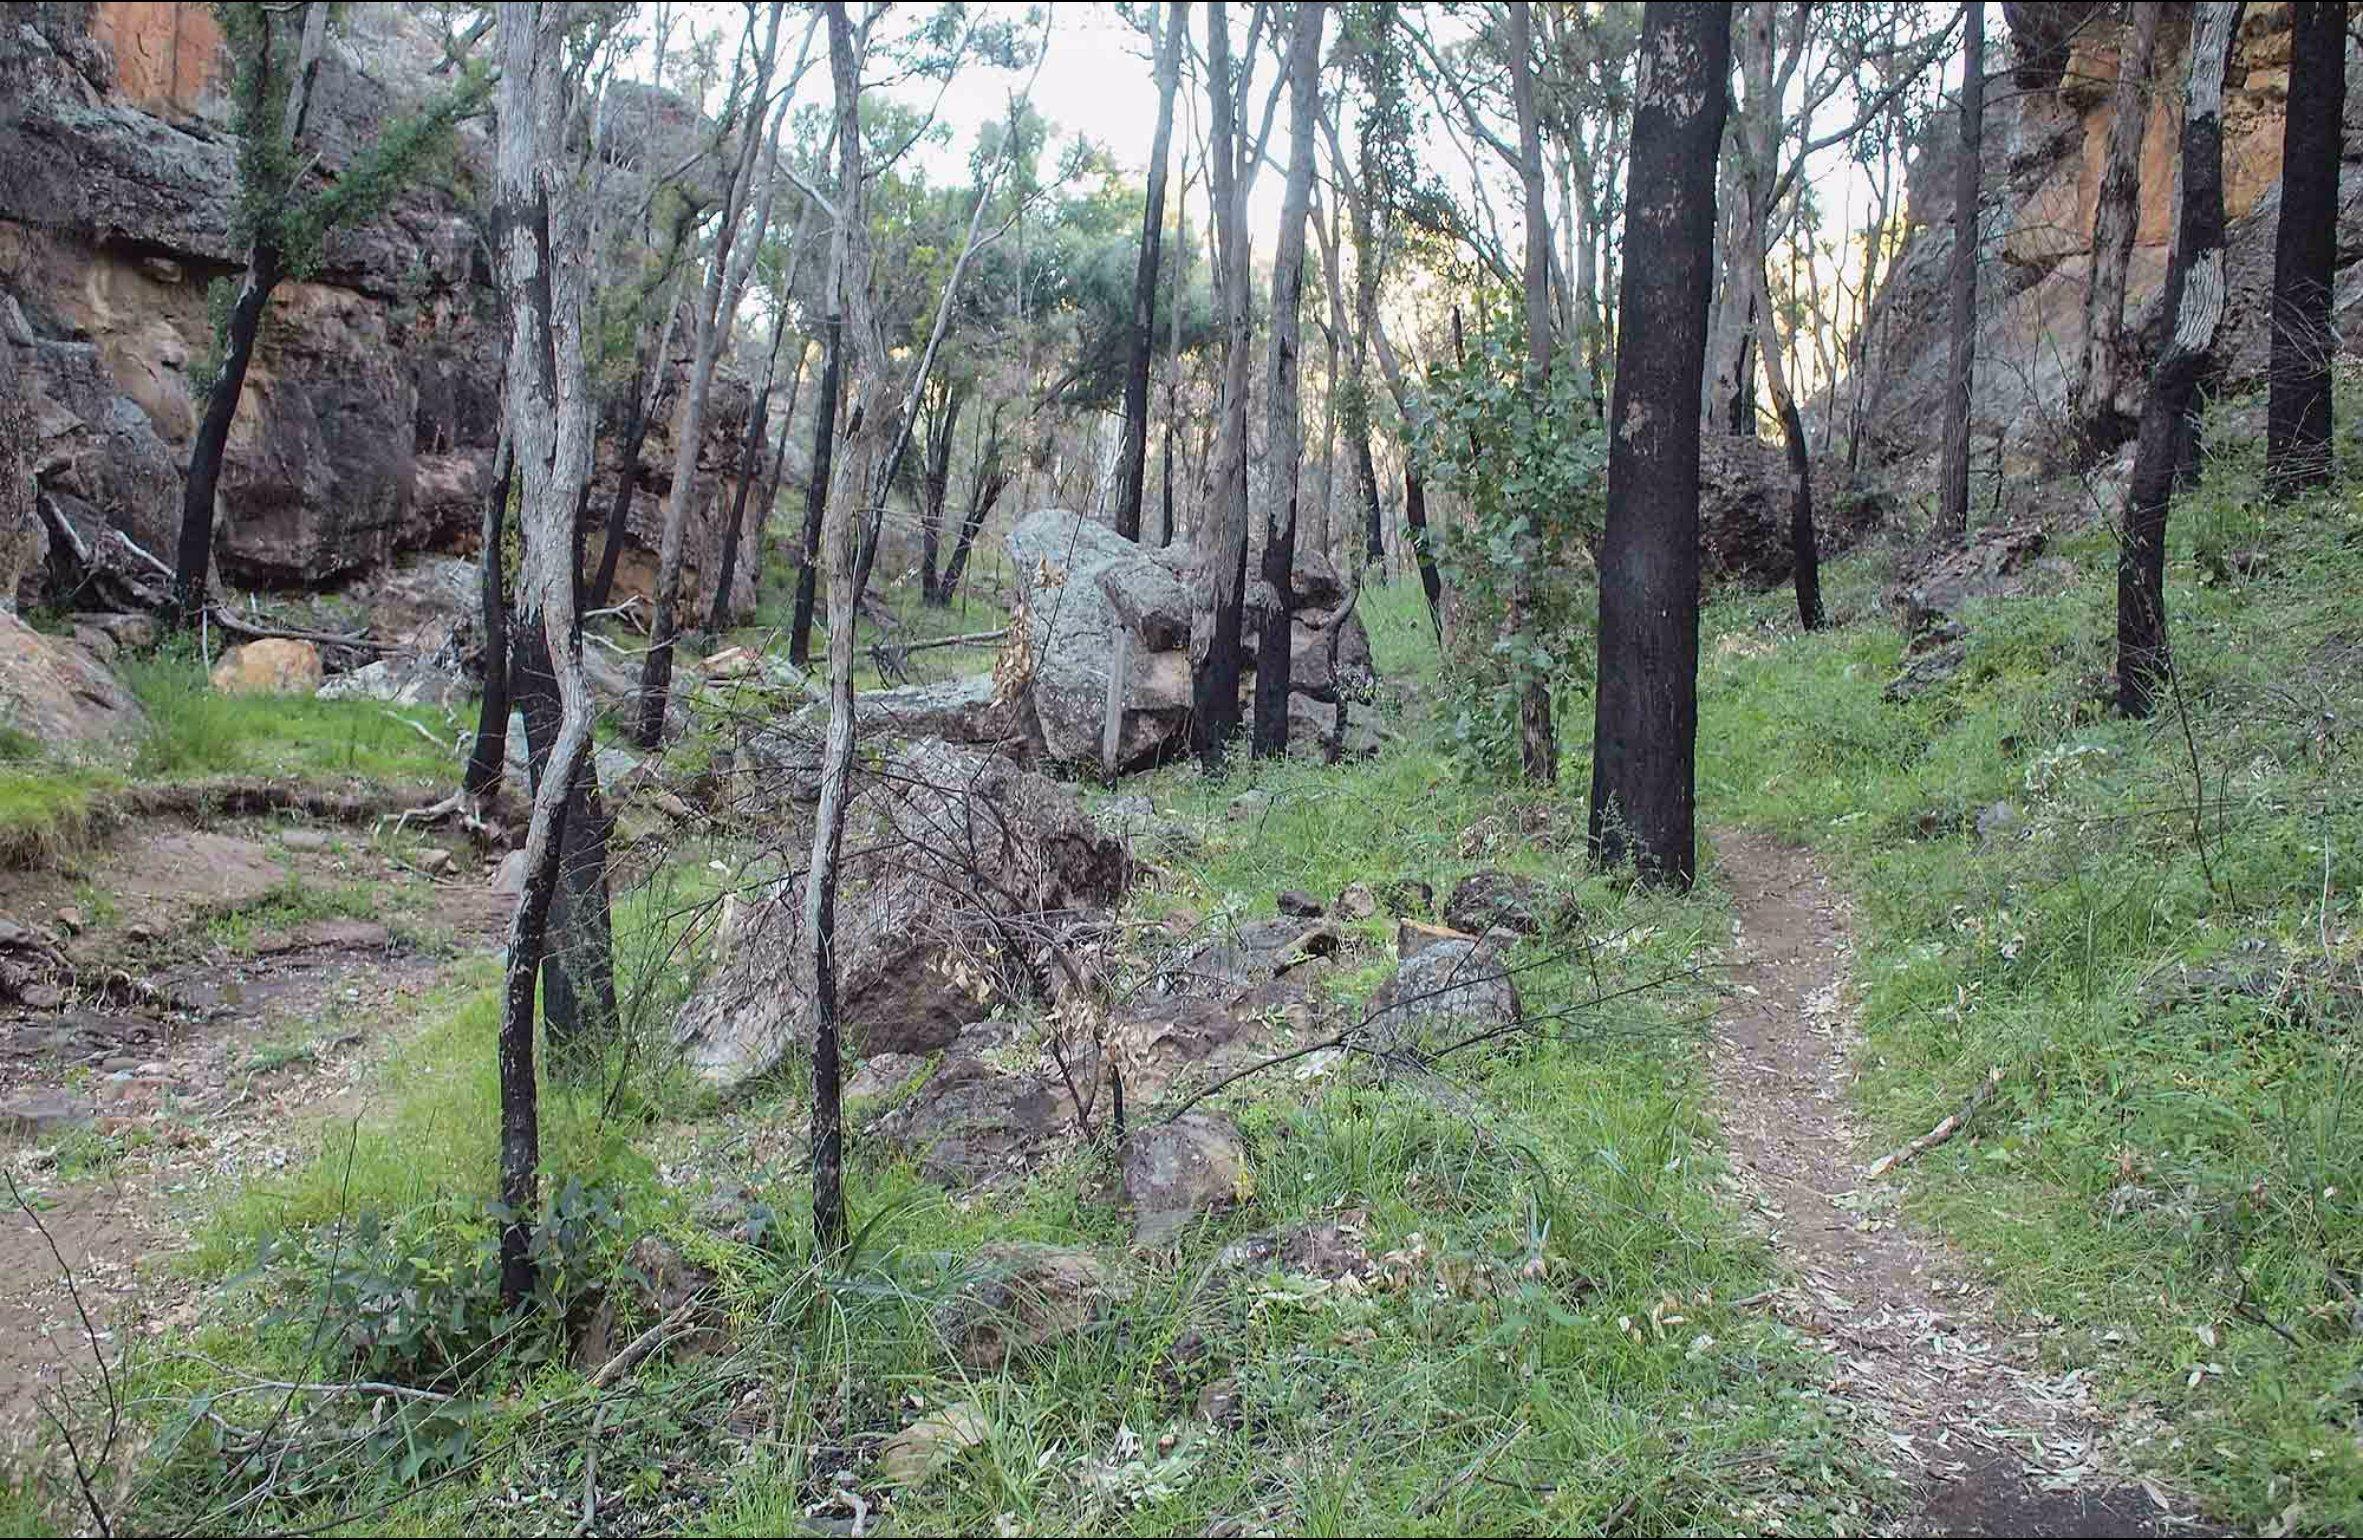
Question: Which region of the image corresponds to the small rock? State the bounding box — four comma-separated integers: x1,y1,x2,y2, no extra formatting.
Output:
209,638,323,696
1122,1112,1249,1245
279,828,333,853
1332,883,1378,921
938,1243,1113,1368
877,1400,991,1488
0,1092,94,1143
1975,800,2026,847
1275,889,1324,918
52,906,83,935
1366,935,1523,1062
699,645,762,679
1196,1377,1243,1426
415,848,457,877
1443,870,1571,937
488,849,529,895
1395,918,1475,959
846,1052,927,1103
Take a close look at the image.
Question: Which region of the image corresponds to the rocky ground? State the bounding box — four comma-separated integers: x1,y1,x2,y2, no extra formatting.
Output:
0,812,507,1441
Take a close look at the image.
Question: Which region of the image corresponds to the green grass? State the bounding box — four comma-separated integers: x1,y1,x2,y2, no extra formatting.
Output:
85,563,1891,1537
1703,408,2363,1532
121,651,458,786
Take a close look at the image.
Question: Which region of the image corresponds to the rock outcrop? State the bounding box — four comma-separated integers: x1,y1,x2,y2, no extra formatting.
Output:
0,2,748,607
674,738,1132,1087
0,609,146,754
1852,4,2363,478
1004,508,1379,772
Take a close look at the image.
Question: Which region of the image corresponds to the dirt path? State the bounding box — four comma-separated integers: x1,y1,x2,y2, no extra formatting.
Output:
1708,830,2200,1538
0,817,505,1449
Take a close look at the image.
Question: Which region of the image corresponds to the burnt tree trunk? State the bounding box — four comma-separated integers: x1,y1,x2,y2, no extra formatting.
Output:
789,298,846,667
2071,1,2159,456
918,382,964,604
2266,0,2344,498
1507,0,1558,783
1937,0,1984,541
491,0,606,1306
2117,1,2238,719
462,430,515,797
1587,0,1728,892
938,412,1007,607
171,250,282,626
1116,1,1186,541
1191,0,1252,768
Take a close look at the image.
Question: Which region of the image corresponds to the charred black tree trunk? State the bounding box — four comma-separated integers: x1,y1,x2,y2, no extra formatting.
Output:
1116,1,1186,541
1587,0,1728,892
2117,1,2238,719
1937,0,1983,542
587,345,663,613
463,432,516,797
2266,0,2344,499
938,417,1007,607
1249,2,1325,759
1507,0,1557,782
707,353,777,632
510,620,618,1046
789,309,845,667
1191,0,1252,768
918,383,964,604
170,248,283,626
1777,395,1823,630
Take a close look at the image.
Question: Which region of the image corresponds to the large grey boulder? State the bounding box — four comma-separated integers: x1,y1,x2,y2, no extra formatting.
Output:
674,739,1132,1086
1007,509,1196,771
1004,510,1380,773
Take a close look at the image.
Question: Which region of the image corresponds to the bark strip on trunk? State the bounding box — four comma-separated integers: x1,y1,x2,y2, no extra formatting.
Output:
2116,1,2239,719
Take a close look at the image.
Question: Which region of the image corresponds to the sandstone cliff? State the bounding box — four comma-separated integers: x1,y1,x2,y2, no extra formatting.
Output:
0,2,748,609
1853,2,2363,481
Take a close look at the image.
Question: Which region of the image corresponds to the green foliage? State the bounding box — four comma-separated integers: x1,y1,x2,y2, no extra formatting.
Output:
1418,315,1608,776
252,1179,629,1388
214,2,486,280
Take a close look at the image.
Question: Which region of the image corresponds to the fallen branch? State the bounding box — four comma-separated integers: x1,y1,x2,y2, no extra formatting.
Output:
206,607,399,655
586,1299,700,1390
1866,1065,2004,1179
897,627,1008,656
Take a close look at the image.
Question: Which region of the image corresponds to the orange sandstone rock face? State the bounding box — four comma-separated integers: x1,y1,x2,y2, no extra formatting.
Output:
88,3,224,120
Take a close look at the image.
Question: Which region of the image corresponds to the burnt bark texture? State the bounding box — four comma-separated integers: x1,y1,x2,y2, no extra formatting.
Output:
1250,2,1326,759
2116,1,2239,719
462,431,515,797
1117,1,1186,541
491,0,607,1307
1191,0,1252,767
1507,0,1559,782
1937,0,1984,541
1587,0,1729,892
2266,0,2344,499
2071,1,2159,455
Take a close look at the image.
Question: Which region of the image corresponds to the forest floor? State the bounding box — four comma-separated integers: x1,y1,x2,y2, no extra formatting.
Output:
1712,830,2188,1537
2,394,2360,1537
0,815,506,1439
